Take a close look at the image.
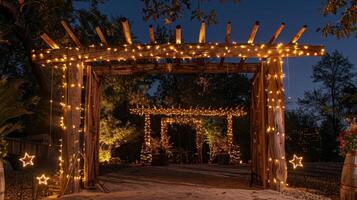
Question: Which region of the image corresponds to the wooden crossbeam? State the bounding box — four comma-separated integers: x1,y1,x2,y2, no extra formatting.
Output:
225,22,232,43
130,106,246,117
95,26,108,46
176,25,182,44
290,25,307,44
121,18,132,44
198,22,206,43
92,62,259,75
60,21,81,47
220,22,231,65
248,21,260,44
149,25,155,44
32,43,325,64
40,33,60,49
268,23,285,44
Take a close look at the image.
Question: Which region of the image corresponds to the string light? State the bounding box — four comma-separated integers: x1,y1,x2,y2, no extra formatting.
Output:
160,117,204,162
36,174,50,185
32,43,324,65
289,154,303,169
19,152,35,167
130,106,246,117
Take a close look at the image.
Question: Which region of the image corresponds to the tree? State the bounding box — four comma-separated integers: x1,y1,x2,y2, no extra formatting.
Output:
0,77,31,200
298,50,356,160
142,0,239,25
285,110,320,161
320,0,357,38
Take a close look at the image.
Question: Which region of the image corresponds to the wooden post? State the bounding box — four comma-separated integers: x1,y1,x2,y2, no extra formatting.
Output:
176,25,181,44
121,18,132,44
61,61,84,194
250,64,267,187
198,22,206,43
140,113,152,164
149,25,155,44
264,57,287,191
195,120,204,164
84,66,101,188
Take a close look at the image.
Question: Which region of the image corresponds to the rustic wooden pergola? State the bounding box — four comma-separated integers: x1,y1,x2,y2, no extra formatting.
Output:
31,19,324,194
130,106,246,164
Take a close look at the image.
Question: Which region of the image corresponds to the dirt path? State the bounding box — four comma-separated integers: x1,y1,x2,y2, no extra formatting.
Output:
60,164,330,200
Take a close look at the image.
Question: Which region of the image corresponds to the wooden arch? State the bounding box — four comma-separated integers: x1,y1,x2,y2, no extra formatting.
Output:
130,106,246,165
160,117,204,164
31,19,324,194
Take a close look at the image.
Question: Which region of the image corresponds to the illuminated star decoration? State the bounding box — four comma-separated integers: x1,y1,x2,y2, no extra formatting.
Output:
36,174,50,185
19,152,35,167
289,154,303,169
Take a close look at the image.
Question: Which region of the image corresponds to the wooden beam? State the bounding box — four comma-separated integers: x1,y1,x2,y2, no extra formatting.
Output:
220,22,231,65
92,62,259,75
40,33,60,49
60,20,81,47
268,23,285,44
95,26,108,46
149,25,155,44
198,22,206,43
290,25,307,44
121,18,132,44
32,43,325,64
248,21,260,44
225,22,232,43
176,25,181,44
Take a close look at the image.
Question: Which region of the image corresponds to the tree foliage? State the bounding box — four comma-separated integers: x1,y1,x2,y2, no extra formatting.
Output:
320,0,357,38
142,0,239,25
0,77,31,158
298,50,356,160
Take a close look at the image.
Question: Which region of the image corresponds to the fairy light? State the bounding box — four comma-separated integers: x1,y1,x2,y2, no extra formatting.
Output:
36,174,50,185
160,117,204,162
30,24,325,192
289,154,303,169
130,106,246,117
19,152,35,167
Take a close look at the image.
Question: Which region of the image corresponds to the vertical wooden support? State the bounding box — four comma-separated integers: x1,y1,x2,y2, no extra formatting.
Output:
84,66,101,188
227,115,234,162
220,22,231,64
198,22,206,43
264,57,287,191
248,21,260,44
250,64,267,188
140,113,152,164
290,25,307,44
62,61,84,194
95,27,108,46
195,121,204,164
121,18,132,44
149,25,155,44
175,25,182,44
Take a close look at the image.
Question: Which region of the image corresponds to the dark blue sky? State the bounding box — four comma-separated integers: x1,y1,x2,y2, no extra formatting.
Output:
76,0,356,108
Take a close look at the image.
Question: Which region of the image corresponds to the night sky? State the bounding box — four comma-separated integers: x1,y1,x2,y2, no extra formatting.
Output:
76,0,356,108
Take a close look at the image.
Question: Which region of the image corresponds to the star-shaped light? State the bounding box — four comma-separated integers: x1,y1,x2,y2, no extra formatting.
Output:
36,174,50,185
19,152,35,167
289,154,303,169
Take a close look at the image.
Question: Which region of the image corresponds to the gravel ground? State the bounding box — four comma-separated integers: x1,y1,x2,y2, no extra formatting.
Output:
59,164,332,200
5,168,52,200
